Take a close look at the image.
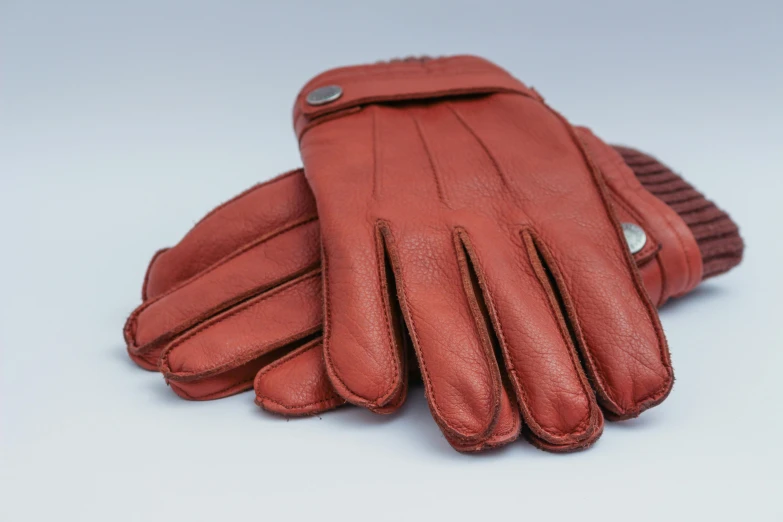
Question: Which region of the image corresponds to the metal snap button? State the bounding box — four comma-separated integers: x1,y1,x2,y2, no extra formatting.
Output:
622,223,647,254
306,85,343,106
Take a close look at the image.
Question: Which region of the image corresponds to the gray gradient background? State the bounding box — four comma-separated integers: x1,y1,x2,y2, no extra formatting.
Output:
1,1,781,520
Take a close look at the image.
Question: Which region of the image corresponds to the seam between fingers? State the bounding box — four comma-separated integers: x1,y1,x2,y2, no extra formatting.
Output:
319,231,401,408
451,229,507,440
520,230,594,439
126,217,318,353
374,222,405,404
159,272,322,379
387,227,497,442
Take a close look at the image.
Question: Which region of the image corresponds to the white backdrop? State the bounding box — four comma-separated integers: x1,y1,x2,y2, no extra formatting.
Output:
2,1,781,520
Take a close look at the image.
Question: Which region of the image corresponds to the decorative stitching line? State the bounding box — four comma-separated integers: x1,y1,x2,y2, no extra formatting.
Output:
318,226,404,409
126,217,318,354
410,109,449,206
445,102,512,193
514,229,597,442
159,271,322,379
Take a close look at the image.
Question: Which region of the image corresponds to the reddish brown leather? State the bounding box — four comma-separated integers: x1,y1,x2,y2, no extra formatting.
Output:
126,218,320,371
141,170,317,303
581,130,703,306
294,56,670,451
125,62,743,451
294,56,541,139
125,136,739,452
127,141,702,406
615,146,744,281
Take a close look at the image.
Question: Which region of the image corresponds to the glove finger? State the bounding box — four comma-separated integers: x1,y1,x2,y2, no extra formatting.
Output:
329,104,453,413
382,222,504,446
254,338,346,416
319,218,406,410
460,224,603,449
315,103,452,411
538,223,672,419
455,102,672,419
528,124,674,419
144,169,316,299
125,219,320,369
159,271,322,400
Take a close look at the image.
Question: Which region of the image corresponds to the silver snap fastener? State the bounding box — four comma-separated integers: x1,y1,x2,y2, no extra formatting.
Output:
306,85,343,106
622,223,647,254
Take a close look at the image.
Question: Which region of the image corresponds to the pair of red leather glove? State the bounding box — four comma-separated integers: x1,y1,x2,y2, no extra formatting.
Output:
125,56,743,452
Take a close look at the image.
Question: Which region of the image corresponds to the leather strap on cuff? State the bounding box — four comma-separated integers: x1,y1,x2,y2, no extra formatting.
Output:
294,55,539,139
615,146,744,281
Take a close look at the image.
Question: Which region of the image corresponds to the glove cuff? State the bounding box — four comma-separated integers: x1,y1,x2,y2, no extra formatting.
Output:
294,55,539,139
615,146,744,280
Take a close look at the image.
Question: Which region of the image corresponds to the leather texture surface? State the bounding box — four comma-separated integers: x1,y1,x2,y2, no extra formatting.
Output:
615,146,744,282
123,58,743,453
125,154,699,448
126,141,705,418
295,55,676,451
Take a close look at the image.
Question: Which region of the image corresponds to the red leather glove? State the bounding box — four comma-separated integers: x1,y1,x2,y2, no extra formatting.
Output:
125,140,742,449
292,55,707,451
125,59,742,453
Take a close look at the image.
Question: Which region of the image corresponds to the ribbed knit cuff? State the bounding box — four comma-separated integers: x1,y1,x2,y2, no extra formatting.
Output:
612,146,744,280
